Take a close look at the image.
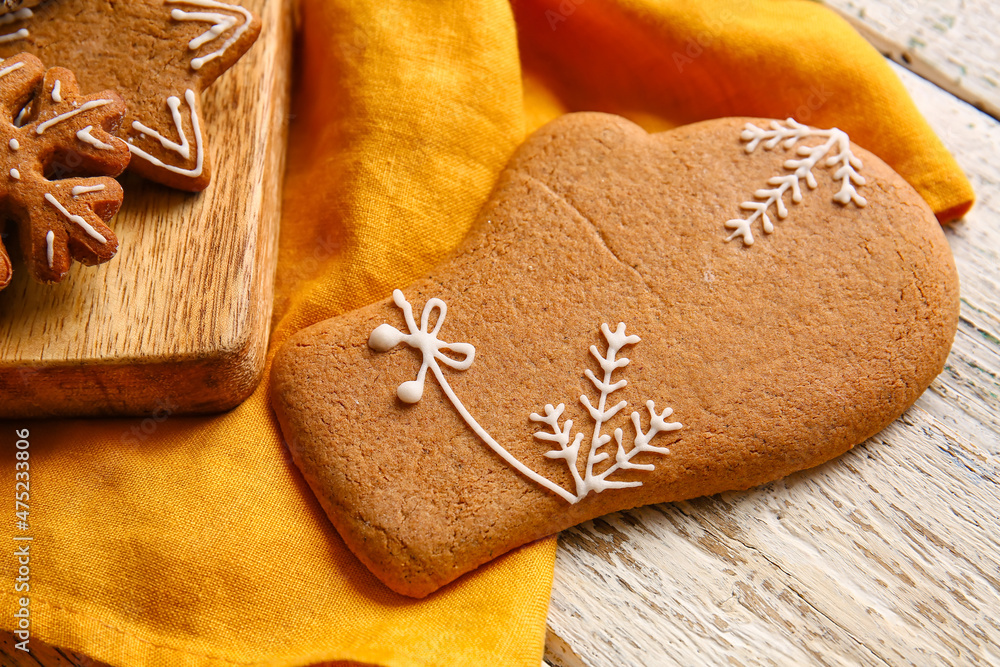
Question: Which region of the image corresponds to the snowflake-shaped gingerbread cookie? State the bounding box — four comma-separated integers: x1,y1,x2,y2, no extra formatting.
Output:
0,53,130,290
0,0,261,192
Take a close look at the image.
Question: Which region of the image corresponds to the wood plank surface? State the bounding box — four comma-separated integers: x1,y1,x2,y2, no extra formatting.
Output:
0,0,291,417
545,61,1000,666
820,0,1000,120
1,627,109,667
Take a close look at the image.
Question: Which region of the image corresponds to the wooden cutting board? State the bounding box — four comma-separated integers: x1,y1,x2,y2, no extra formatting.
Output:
0,0,292,417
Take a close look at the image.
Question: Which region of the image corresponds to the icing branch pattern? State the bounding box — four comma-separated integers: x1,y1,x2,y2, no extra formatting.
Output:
725,118,867,246
369,290,682,504
167,0,255,71
530,323,681,499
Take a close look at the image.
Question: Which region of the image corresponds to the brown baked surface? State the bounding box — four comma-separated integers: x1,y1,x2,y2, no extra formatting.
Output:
0,52,128,289
271,113,960,597
0,0,260,191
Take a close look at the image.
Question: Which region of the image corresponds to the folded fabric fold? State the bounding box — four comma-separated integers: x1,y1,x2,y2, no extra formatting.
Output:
514,0,973,221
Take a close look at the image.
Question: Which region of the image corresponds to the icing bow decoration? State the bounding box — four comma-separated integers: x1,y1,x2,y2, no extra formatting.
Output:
368,289,475,403
369,290,683,504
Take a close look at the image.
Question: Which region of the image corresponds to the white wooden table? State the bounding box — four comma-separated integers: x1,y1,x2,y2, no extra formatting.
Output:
544,3,1000,665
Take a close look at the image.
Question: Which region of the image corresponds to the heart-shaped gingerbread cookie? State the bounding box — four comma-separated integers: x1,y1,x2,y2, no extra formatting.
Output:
271,114,959,597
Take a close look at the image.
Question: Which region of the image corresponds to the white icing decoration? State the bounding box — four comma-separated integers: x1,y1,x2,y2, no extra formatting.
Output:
128,89,204,177
167,0,253,71
13,106,28,127
530,323,681,500
51,79,61,103
35,99,113,135
43,193,106,244
76,125,114,151
9,168,18,179
368,291,476,403
369,290,682,504
0,28,29,44
174,8,236,48
45,230,54,268
0,61,24,78
8,138,18,151
71,184,106,197
0,8,32,25
0,9,31,45
726,118,867,246
0,28,28,43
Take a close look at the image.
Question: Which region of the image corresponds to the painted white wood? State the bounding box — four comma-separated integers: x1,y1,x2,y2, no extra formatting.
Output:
821,0,1000,119
546,62,1000,667
898,64,1000,454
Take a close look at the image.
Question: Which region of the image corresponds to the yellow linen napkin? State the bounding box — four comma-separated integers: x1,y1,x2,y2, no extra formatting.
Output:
515,0,974,221
1,0,972,666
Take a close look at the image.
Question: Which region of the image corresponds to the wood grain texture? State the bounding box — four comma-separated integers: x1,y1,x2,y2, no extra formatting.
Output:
820,0,1000,120
0,0,292,417
546,62,1000,667
0,628,371,667
0,628,109,667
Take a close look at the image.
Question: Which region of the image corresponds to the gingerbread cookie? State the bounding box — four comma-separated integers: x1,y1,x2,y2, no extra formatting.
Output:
0,0,261,191
271,114,960,597
0,1,40,16
0,52,129,290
